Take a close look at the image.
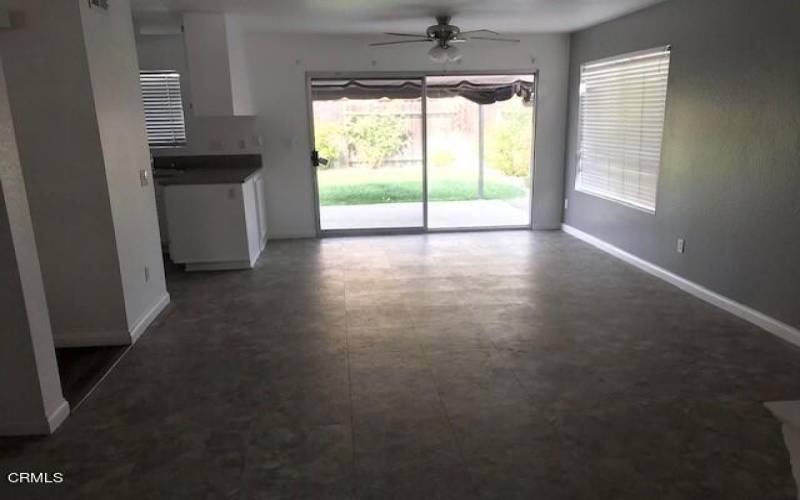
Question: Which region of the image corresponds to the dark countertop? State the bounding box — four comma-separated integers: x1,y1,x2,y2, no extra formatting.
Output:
157,166,262,186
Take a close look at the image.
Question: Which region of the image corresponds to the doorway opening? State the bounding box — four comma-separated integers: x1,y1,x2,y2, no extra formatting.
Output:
309,73,535,234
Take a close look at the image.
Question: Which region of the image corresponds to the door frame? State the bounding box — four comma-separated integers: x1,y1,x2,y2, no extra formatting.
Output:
305,69,539,237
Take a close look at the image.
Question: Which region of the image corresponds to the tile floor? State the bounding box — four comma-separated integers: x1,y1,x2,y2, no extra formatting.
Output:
2,231,800,499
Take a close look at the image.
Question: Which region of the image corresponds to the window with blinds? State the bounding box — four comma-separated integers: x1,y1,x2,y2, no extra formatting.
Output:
575,46,671,212
140,71,187,147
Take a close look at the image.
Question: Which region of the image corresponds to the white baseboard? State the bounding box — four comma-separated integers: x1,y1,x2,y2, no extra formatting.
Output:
53,293,170,347
0,398,70,436
185,260,252,271
47,399,70,433
129,292,171,344
561,224,800,348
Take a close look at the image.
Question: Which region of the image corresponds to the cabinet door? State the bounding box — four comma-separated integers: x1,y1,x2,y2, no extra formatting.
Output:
254,174,268,245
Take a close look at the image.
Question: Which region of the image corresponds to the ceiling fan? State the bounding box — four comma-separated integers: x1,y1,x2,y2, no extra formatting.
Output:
370,16,520,63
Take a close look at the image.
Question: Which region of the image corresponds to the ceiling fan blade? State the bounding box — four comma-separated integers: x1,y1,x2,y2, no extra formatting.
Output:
370,39,432,47
382,32,429,38
468,36,521,43
458,29,500,36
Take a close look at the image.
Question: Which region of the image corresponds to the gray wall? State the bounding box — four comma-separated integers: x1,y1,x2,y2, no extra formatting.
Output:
563,0,800,329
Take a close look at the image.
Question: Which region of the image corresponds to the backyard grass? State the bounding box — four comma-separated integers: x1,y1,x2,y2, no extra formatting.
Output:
318,166,528,206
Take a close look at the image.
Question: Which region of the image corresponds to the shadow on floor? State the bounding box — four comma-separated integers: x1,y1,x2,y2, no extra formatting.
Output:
56,346,128,409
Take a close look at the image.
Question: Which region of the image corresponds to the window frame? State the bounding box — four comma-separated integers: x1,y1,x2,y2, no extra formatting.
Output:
140,70,187,148
574,46,671,214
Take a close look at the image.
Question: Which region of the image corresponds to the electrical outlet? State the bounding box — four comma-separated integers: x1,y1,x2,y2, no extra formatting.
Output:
144,266,150,282
677,238,686,254
237,139,246,150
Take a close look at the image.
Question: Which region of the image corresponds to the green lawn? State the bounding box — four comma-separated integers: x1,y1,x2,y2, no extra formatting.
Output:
318,166,527,206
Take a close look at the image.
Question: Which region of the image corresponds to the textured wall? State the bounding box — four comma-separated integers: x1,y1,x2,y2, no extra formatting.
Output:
563,0,800,329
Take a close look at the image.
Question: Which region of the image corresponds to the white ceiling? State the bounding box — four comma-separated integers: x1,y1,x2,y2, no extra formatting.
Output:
130,0,668,34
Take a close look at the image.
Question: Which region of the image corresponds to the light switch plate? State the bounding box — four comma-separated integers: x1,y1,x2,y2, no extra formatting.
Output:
677,238,686,254
139,169,150,187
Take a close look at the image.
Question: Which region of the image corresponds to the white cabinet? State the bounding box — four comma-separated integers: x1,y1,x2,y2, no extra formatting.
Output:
164,172,266,271
253,173,268,247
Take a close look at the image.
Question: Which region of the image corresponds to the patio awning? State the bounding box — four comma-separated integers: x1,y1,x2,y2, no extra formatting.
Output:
311,75,534,105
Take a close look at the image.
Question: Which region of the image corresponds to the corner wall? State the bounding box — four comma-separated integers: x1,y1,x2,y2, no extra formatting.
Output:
563,0,800,330
1,57,68,435
80,0,169,335
0,0,129,343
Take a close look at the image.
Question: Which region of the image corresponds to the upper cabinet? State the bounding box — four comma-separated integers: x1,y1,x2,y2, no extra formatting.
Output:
182,13,254,117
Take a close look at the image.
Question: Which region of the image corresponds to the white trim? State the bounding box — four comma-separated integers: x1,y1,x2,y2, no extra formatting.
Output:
0,399,69,436
129,292,171,343
561,224,800,348
47,399,70,433
185,260,252,271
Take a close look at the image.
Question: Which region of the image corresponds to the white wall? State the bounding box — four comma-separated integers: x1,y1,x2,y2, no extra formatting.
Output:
80,0,169,334
226,15,256,116
135,32,261,157
0,0,168,345
182,13,234,116
0,0,129,343
1,57,68,435
241,29,570,238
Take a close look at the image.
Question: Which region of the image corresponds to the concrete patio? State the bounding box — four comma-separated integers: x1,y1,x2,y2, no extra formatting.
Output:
320,198,530,230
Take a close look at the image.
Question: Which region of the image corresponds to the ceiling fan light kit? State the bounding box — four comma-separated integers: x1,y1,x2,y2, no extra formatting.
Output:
371,15,520,63
428,44,462,63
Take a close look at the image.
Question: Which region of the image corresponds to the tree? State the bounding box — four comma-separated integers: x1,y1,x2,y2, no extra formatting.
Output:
344,114,410,169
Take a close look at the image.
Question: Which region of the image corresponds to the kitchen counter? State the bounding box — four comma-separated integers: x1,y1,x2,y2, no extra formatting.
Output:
156,166,262,186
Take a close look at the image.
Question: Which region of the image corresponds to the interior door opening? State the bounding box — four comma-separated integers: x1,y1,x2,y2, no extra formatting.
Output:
309,73,535,234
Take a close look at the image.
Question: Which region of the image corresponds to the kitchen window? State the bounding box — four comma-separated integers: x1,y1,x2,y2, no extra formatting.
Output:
575,46,671,213
140,70,187,147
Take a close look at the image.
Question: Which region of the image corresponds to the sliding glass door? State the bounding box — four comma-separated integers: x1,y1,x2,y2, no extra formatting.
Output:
426,75,534,229
310,78,424,231
310,74,535,234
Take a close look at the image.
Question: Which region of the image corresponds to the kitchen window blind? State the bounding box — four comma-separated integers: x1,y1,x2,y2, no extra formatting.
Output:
140,71,186,147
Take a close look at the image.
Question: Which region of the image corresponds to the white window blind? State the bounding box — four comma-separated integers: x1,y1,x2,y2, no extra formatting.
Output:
140,71,186,147
576,46,671,212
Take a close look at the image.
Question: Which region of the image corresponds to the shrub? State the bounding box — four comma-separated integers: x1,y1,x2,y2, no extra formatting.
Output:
430,149,456,168
314,121,346,169
344,114,410,168
485,108,533,178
